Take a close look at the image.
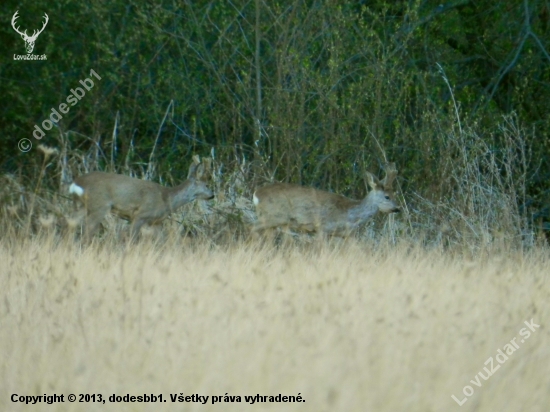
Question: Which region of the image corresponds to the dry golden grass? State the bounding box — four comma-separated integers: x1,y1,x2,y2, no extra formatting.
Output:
1,235,549,412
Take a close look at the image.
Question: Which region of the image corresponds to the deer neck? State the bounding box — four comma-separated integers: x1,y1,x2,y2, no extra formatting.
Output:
347,196,379,224
165,181,194,211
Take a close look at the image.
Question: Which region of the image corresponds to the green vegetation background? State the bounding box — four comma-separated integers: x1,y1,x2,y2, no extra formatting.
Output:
0,0,548,238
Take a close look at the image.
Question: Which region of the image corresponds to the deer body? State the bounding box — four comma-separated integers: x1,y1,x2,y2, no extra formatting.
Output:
70,161,213,240
252,164,400,237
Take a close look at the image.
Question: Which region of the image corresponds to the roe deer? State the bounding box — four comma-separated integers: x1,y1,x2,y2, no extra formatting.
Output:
252,163,400,237
69,157,214,241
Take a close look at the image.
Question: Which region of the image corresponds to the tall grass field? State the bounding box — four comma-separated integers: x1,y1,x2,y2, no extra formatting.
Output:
2,1,550,411
1,234,548,412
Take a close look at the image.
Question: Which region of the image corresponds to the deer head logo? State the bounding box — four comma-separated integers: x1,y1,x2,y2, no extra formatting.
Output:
11,10,49,54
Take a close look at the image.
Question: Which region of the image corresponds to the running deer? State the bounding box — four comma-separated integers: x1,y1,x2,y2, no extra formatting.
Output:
252,163,400,237
69,157,214,241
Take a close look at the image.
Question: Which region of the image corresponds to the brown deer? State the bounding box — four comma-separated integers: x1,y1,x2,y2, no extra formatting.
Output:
69,157,214,241
252,163,400,237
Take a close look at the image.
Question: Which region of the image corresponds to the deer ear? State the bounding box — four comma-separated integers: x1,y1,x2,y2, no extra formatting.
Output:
198,157,212,181
366,172,381,190
187,155,201,179
381,162,398,190
195,163,207,181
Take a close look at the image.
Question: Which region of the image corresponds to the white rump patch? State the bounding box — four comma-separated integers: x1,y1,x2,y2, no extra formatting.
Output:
253,193,259,206
69,183,84,196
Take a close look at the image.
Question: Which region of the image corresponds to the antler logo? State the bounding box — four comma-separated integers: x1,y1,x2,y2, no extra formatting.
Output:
11,10,49,54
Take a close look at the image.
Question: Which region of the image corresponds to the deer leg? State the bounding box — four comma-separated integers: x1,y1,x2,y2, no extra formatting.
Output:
83,206,110,242
129,218,147,242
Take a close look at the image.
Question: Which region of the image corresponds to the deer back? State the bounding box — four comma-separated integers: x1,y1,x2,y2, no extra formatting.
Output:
73,172,169,219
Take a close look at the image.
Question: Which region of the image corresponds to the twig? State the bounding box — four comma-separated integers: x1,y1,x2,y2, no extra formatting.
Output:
146,100,173,180
477,0,550,112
